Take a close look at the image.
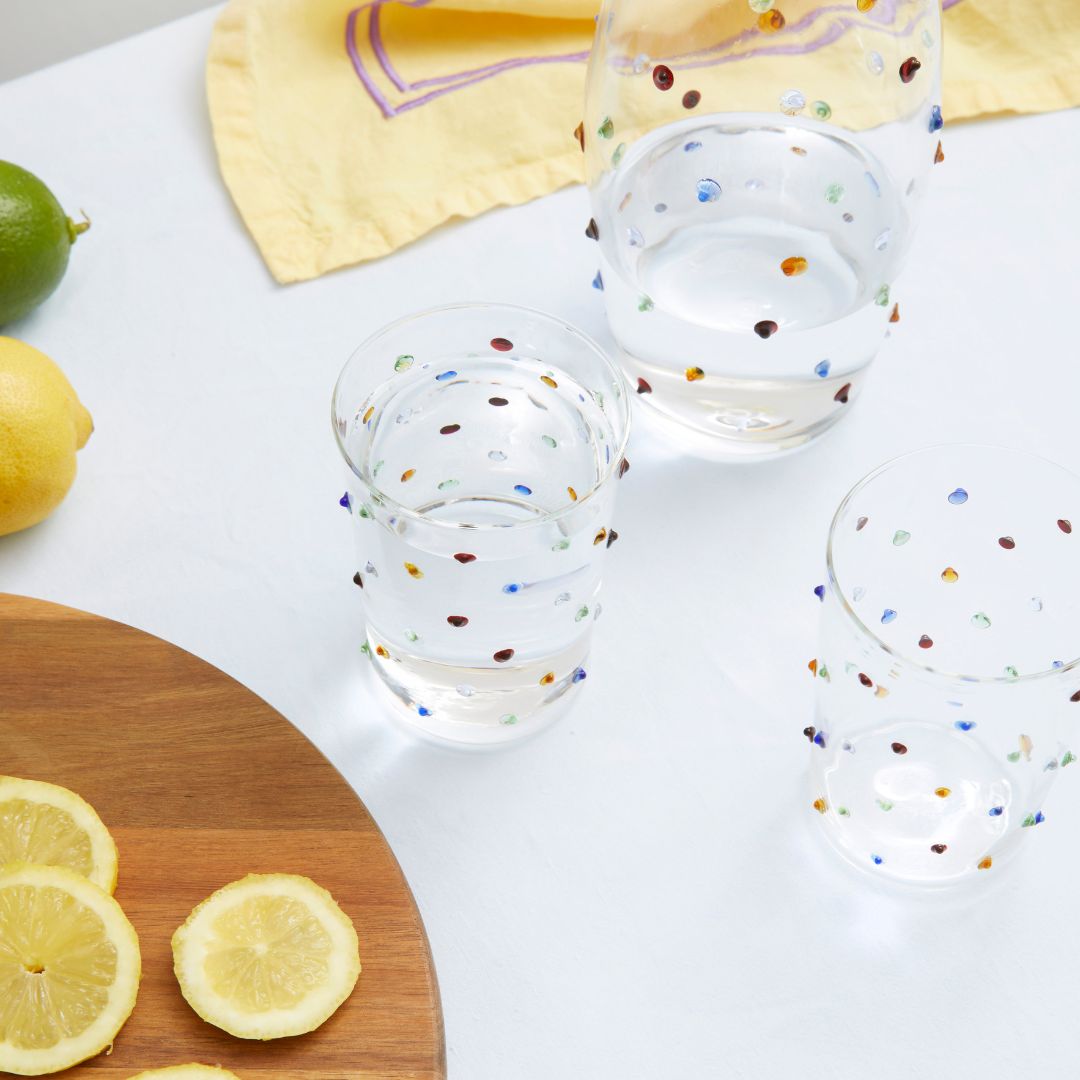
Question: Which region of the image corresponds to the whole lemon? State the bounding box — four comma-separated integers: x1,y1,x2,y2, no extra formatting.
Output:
0,161,89,327
0,337,92,536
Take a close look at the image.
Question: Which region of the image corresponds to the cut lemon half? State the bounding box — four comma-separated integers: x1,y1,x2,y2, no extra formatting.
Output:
172,874,361,1040
127,1067,240,1080
0,776,118,893
0,863,141,1075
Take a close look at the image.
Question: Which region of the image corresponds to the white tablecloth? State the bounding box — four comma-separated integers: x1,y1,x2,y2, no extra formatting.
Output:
2,10,1079,1078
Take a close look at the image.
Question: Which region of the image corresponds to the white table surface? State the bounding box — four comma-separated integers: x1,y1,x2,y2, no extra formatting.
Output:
2,10,1079,1078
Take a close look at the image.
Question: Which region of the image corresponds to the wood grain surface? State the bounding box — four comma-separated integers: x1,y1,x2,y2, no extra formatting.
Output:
0,594,445,1080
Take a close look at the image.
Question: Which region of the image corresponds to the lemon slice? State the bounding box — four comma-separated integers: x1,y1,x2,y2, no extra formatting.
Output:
0,863,141,1075
127,1067,240,1080
0,777,118,893
172,874,360,1040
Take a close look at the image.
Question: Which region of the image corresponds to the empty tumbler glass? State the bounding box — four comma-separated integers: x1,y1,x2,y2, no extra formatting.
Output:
584,0,943,456
810,446,1080,886
333,304,631,746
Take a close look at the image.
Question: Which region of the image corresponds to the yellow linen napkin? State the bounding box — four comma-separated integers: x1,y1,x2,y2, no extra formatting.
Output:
206,0,1080,284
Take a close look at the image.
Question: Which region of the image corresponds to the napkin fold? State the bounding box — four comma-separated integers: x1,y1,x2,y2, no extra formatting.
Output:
206,0,1080,283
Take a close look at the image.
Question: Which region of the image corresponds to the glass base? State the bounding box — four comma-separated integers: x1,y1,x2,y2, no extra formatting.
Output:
630,369,858,460
363,630,588,747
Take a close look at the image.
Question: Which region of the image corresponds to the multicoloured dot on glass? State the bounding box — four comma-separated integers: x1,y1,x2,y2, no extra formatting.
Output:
889,303,900,323
1059,518,1073,534
824,183,845,204
394,354,414,372
575,605,590,622
955,720,976,732
812,798,827,814
592,270,604,291
814,585,825,601
539,671,555,686
435,369,457,381
858,672,873,687
814,359,831,378
856,0,876,10
871,854,884,865
493,648,514,663
352,572,363,589
899,56,922,83
572,667,587,684
626,226,644,248
637,295,654,312
606,529,619,548
779,89,806,115
812,100,832,120
437,479,460,492
404,562,424,579
934,141,945,164
930,843,947,854
754,320,779,339
593,528,608,546
748,0,773,11
929,105,943,133
891,742,908,754
597,116,614,140
866,50,884,75
685,366,705,382
697,178,722,202
780,255,808,276
971,612,992,629
585,218,599,240
684,141,702,153
834,383,851,404
856,516,868,531
682,90,701,109
453,553,476,564
998,536,1016,550
573,121,585,151
934,787,951,799
758,10,785,31
918,634,934,649
652,64,674,90
339,491,352,511
881,608,897,625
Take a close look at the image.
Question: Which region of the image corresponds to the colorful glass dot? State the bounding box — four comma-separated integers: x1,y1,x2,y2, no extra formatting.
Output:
812,798,827,814
834,383,851,404
394,354,414,372
585,218,599,240
686,366,705,381
638,295,654,312
824,183,845,203
540,672,555,686
514,484,533,496
637,377,652,394
352,572,363,589
875,285,890,306
955,720,976,732
934,141,945,164
697,178,722,202
899,56,922,83
572,667,587,684
803,725,816,743
611,143,626,167
988,806,1004,817
358,503,373,520
502,583,523,595
781,255,808,276
540,375,558,389
842,740,854,753
930,843,947,854
607,530,619,548
814,359,831,378
593,528,608,546
808,658,818,676
790,146,807,157
1020,733,1033,758
779,89,806,115
858,672,873,687
929,105,943,133
881,608,897,624
971,612,991,629
814,585,826,601
1007,751,1021,763
889,303,900,323
488,450,507,462
652,64,674,90
592,270,604,291
552,539,570,552
857,0,876,9
440,424,461,435
575,605,590,622
918,635,933,649
453,553,477,565
941,567,958,583
538,435,557,449
627,226,644,248
758,10,785,31
934,787,951,799
684,141,702,153
1058,518,1073,534
890,529,911,547
998,536,1016,550
435,370,457,381
856,516,869,530
339,491,352,511
404,562,424,579
618,457,631,479
843,212,854,223
654,202,668,212
892,742,908,754
876,799,893,812
875,686,889,699
489,397,511,408
437,479,459,491
404,629,419,643
597,116,614,139
837,806,850,817
867,50,884,75
1021,813,1036,828
499,713,518,725
754,320,779,339
1062,751,1076,766
574,121,585,151
871,854,884,865
682,90,701,109
375,644,389,658
493,648,514,663
748,0,773,11
978,856,992,870
812,100,832,120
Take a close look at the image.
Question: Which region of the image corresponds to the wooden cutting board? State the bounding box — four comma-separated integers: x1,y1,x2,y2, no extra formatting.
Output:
0,594,445,1080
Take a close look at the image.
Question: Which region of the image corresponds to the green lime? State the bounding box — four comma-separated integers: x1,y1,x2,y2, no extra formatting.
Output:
0,161,88,327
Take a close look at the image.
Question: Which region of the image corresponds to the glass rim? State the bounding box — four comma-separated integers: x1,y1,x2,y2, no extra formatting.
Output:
331,301,632,533
826,442,1080,687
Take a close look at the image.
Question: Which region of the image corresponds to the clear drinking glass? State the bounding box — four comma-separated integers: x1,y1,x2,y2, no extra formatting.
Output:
332,304,631,746
810,446,1080,886
584,0,943,457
